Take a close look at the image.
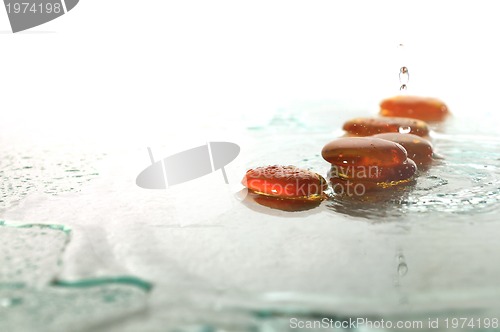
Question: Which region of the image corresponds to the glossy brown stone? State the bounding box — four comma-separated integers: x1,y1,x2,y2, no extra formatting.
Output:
380,95,450,121
343,117,430,137
321,137,408,167
329,158,417,182
373,133,433,165
323,137,418,193
242,165,327,200
329,174,415,193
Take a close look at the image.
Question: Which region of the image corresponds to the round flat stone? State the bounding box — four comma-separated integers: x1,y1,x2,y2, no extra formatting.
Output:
380,95,450,121
329,170,416,193
343,117,430,137
373,133,433,164
242,165,327,200
322,137,408,167
328,158,417,182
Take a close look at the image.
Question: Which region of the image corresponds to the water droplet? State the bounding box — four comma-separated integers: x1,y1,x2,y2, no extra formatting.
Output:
399,69,409,84
398,262,408,276
400,84,407,91
399,126,411,134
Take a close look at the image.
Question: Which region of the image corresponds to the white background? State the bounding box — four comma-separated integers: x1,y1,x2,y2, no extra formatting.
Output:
1,0,499,144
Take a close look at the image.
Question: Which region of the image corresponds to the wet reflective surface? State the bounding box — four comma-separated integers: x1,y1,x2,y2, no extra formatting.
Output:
0,144,102,212
1,100,500,331
0,223,150,332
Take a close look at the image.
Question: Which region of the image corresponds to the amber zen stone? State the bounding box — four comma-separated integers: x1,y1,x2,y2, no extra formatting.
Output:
329,159,417,182
322,137,408,167
242,165,327,200
373,133,433,165
380,95,450,121
343,117,429,137
322,137,417,192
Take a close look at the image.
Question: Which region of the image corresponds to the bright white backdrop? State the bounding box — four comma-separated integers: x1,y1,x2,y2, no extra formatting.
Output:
2,0,499,143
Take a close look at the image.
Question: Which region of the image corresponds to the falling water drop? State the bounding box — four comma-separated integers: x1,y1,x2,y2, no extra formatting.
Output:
397,43,409,91
398,262,408,276
399,67,410,87
399,126,411,134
